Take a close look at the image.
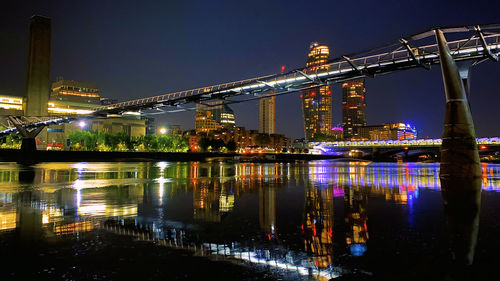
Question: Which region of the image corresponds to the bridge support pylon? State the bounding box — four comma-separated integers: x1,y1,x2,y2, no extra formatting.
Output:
435,29,482,268
8,116,45,165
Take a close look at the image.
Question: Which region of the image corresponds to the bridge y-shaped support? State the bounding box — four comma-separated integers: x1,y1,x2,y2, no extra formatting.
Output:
8,116,45,163
435,30,482,268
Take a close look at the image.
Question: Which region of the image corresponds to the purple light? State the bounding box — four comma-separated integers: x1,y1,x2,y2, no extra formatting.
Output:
332,127,343,131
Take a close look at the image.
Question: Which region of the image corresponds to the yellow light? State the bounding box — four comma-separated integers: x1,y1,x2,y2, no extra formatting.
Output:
48,107,94,115
60,90,100,98
0,104,22,110
123,111,141,116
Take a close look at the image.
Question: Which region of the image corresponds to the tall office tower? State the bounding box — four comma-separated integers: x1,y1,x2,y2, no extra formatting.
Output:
195,101,235,133
342,79,366,139
25,16,51,117
259,93,275,134
301,42,332,140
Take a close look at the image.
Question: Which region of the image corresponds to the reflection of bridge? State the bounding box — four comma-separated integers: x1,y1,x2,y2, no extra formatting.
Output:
1,24,499,140
99,219,340,280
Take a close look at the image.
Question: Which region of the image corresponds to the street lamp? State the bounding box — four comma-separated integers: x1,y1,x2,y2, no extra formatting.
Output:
78,120,86,129
159,128,167,135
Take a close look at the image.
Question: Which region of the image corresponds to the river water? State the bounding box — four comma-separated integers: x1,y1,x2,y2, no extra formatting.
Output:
0,161,499,280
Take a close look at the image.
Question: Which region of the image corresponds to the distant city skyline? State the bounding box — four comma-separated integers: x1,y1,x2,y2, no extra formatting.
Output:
1,1,499,140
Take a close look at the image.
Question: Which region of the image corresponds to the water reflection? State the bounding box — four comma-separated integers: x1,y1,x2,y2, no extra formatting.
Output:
0,161,499,280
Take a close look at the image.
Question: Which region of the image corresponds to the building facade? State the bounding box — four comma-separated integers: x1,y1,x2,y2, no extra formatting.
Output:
301,42,333,140
40,79,145,149
0,95,24,116
342,79,366,140
144,117,155,135
195,101,235,133
357,123,417,141
49,79,100,115
259,94,275,134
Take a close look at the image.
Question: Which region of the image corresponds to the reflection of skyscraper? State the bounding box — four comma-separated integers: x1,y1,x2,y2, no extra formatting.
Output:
301,42,332,140
302,182,334,269
26,16,51,117
195,101,235,133
344,186,369,257
342,79,366,140
193,180,222,222
259,94,275,134
259,185,276,237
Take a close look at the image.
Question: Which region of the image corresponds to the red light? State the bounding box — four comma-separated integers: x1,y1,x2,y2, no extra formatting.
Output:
327,90,331,95
299,94,303,98
310,92,316,97
480,145,487,150
280,65,285,73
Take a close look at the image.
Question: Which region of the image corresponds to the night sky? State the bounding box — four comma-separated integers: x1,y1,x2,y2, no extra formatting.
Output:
1,0,498,140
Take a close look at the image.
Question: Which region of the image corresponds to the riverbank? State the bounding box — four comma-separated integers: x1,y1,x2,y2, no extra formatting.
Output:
0,230,281,281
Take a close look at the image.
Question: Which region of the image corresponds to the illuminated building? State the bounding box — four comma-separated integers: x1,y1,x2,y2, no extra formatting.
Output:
0,95,24,116
342,79,366,139
48,79,100,114
25,16,51,117
170,125,183,136
195,110,220,132
306,42,329,68
358,123,417,141
39,79,146,149
188,134,201,152
269,133,290,152
331,127,343,140
259,93,275,134
195,101,235,133
301,42,333,140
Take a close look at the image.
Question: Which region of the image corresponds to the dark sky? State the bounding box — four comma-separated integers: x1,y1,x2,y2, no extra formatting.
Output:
1,0,499,140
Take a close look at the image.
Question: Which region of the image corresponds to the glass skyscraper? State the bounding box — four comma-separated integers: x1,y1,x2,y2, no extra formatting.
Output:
342,79,366,139
195,101,235,133
301,42,333,140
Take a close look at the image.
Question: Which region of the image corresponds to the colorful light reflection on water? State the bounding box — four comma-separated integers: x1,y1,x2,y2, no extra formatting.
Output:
0,161,499,280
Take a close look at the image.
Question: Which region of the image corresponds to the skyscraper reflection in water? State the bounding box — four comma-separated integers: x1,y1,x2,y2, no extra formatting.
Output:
344,184,369,257
302,180,334,269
